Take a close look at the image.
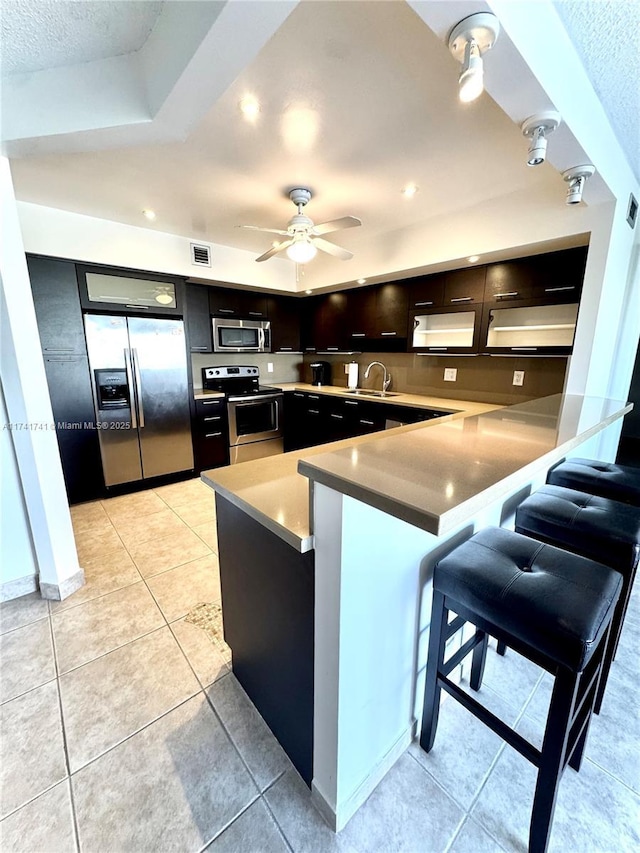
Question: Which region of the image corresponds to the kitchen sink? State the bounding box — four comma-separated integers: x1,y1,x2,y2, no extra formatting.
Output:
345,389,399,398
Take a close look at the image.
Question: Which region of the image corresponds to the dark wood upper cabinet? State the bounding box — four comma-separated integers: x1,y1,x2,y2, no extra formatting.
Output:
185,284,213,353
375,282,409,338
208,287,268,319
484,247,587,305
310,292,349,352
408,274,446,310
443,267,486,306
28,256,87,355
346,288,376,339
268,295,302,352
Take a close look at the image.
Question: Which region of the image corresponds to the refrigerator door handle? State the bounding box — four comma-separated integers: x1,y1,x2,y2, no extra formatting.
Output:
132,348,145,428
124,348,137,428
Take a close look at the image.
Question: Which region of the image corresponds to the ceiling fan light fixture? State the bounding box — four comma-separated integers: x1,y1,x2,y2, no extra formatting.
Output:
448,13,500,104
286,235,317,264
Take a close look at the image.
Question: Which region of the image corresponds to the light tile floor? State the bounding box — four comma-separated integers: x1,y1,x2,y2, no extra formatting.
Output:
1,478,639,852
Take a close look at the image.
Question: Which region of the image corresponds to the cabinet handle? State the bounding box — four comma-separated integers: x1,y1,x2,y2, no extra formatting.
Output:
191,346,209,351
429,347,447,350
330,413,344,420
414,301,433,307
380,331,397,336
344,400,358,406
205,432,223,438
44,347,74,352
494,292,519,299
200,400,222,406
511,347,538,351
544,286,574,293
305,347,316,351
248,312,263,316
203,416,221,422
360,419,374,426
450,296,473,303
218,308,234,314
351,333,366,337
308,409,320,414
327,347,339,351
293,393,304,398
308,395,320,400
279,347,293,351
126,304,149,310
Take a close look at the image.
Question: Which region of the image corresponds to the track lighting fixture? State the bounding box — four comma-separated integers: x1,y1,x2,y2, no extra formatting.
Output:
448,12,500,104
562,165,595,205
521,111,561,166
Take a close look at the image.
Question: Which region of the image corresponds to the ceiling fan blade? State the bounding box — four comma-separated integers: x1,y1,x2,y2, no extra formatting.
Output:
239,225,290,236
312,237,354,261
255,240,293,263
312,216,362,236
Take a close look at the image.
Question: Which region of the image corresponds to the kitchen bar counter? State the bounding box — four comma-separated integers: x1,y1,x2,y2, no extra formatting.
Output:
299,393,632,537
270,382,467,412
201,393,499,551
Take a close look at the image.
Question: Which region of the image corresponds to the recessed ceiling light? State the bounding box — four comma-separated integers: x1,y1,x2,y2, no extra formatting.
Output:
305,289,313,295
468,255,480,263
357,278,367,284
142,209,156,221
401,184,419,198
239,95,260,121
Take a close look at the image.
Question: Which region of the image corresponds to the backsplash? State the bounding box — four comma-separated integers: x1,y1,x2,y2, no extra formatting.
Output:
191,353,303,388
301,353,568,405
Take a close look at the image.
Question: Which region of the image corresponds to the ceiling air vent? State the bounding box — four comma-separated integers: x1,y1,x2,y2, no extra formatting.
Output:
626,194,638,230
191,243,211,267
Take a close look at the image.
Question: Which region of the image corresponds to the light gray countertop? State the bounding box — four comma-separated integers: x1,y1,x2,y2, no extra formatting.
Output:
298,393,632,537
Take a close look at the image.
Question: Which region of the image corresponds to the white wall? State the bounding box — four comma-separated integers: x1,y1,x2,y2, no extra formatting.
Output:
0,157,83,600
18,201,296,292
0,385,38,598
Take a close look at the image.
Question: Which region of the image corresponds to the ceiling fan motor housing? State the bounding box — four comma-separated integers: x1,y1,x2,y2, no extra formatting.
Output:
289,187,312,207
287,213,314,233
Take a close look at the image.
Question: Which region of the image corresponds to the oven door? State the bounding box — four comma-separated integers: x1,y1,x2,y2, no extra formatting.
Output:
227,393,283,445
212,318,270,353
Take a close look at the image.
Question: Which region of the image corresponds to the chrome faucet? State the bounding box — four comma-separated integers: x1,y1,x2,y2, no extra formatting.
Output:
364,361,391,394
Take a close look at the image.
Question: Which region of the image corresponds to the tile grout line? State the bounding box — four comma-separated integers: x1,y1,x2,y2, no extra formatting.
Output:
0,613,50,639
258,774,296,853
46,609,82,853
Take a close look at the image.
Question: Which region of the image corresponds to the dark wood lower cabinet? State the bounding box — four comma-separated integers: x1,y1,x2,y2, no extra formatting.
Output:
193,398,229,471
216,495,314,785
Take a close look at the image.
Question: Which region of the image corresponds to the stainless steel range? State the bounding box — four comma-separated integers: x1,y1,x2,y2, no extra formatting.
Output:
202,366,284,464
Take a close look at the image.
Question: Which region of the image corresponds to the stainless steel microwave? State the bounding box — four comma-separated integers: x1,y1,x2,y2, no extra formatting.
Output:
212,318,271,353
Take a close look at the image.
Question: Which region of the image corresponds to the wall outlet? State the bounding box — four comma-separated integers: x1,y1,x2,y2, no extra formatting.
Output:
513,370,525,386
444,368,457,382
267,362,274,373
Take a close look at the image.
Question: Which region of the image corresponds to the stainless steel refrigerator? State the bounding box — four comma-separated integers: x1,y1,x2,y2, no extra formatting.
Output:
84,314,194,486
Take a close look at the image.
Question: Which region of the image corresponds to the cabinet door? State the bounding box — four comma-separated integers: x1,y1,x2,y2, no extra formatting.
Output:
408,274,445,311
44,355,104,504
481,301,579,355
28,256,86,355
301,393,327,448
443,267,486,306
78,265,183,316
185,284,212,353
237,291,268,319
283,391,307,451
484,258,538,304
531,247,587,303
410,305,483,354
375,283,409,338
268,296,302,352
209,287,241,317
313,293,349,352
346,288,376,341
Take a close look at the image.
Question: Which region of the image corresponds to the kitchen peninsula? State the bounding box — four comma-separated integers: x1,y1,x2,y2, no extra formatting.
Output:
201,391,631,832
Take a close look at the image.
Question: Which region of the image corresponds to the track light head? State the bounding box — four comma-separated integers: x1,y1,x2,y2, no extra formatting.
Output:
448,13,500,104
521,111,561,166
562,165,595,205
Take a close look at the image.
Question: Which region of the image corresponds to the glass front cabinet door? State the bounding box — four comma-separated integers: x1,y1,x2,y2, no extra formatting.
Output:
410,306,483,354
481,302,579,355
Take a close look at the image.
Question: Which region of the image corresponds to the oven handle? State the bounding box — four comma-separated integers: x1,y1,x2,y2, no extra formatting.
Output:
227,393,283,403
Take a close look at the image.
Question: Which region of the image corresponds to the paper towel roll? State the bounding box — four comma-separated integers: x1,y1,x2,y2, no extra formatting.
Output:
347,362,359,390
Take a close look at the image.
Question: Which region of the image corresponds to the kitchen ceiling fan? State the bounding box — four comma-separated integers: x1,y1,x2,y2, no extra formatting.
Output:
239,188,361,263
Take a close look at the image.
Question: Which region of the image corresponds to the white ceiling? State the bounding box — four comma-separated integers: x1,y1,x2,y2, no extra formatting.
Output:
1,1,636,291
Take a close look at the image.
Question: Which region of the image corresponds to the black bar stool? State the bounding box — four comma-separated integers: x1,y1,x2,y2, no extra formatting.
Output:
420,527,621,853
547,457,640,506
514,483,640,713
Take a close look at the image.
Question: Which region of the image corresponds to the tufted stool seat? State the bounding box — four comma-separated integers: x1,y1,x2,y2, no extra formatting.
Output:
547,457,640,506
515,484,640,712
420,527,621,853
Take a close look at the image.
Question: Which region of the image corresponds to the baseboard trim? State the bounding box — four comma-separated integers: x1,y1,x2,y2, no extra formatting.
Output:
311,723,414,833
40,568,85,601
0,574,38,602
